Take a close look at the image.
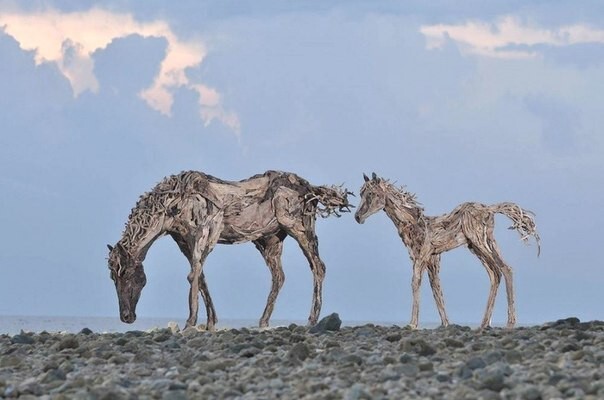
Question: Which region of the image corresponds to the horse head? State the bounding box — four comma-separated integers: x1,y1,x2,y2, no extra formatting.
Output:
107,243,147,323
309,184,355,218
355,172,388,224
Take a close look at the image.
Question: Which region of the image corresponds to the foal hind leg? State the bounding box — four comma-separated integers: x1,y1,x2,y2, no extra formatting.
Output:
254,233,286,328
426,256,449,327
468,241,502,329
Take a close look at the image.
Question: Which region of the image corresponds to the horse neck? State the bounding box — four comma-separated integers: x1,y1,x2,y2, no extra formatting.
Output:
119,208,167,262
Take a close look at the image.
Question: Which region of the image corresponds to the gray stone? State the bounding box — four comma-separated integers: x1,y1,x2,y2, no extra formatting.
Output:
505,349,523,363
418,361,433,372
162,390,187,400
10,333,34,345
345,383,372,400
521,386,542,400
41,368,67,383
289,342,311,361
239,346,261,358
476,368,506,392
79,328,93,335
309,313,342,334
385,333,402,342
466,356,487,370
56,336,79,350
400,339,437,356
340,354,363,365
0,356,22,368
484,350,504,364
398,363,419,377
443,338,465,348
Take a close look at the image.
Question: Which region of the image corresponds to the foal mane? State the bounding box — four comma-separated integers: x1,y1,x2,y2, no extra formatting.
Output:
377,179,424,213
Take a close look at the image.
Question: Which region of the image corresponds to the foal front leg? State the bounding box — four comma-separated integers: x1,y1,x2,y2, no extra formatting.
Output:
427,256,449,327
409,262,424,329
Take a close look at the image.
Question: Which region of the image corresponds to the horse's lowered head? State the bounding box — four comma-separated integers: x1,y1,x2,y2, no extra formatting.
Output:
107,243,147,323
307,184,355,218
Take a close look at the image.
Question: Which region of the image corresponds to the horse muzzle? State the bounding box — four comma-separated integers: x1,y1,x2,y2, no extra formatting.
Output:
120,309,136,324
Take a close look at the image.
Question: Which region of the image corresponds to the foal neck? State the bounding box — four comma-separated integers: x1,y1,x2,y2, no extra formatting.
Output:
382,184,425,227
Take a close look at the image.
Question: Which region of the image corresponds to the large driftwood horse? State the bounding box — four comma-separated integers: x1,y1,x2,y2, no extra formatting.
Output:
107,170,352,330
355,173,540,329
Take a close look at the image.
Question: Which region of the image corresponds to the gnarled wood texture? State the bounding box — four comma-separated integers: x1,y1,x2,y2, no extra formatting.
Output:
355,173,540,329
108,170,352,329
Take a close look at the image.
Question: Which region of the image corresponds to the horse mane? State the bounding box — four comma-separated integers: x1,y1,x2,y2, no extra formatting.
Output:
119,171,205,253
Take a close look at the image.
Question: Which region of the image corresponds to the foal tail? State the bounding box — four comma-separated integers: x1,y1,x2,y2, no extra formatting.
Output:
493,202,541,256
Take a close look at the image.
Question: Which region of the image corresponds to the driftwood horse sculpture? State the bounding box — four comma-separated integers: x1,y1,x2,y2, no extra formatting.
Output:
107,170,352,329
355,173,540,329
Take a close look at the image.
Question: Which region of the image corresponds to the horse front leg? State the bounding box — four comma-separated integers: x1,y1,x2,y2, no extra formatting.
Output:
198,270,217,331
186,259,202,328
170,231,218,330
254,234,286,328
186,222,221,329
288,228,325,326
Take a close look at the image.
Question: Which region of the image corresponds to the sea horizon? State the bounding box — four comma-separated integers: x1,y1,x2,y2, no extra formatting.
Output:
0,314,449,335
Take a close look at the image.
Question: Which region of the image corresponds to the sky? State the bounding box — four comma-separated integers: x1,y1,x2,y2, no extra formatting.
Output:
1,0,603,328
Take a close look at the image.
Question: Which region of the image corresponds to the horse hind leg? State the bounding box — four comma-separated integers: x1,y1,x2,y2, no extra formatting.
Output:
467,239,502,329
254,234,286,328
487,239,516,328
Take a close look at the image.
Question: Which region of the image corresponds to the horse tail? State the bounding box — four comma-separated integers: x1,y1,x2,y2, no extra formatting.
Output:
492,202,541,256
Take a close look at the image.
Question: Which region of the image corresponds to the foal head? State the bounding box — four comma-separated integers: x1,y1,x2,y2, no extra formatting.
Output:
107,243,147,323
355,172,388,224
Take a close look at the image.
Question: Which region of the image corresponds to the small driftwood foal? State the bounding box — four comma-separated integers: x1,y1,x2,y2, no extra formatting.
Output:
355,173,540,329
107,170,352,330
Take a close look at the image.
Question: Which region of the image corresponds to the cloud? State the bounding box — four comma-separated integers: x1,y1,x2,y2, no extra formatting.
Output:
420,16,604,59
0,7,240,134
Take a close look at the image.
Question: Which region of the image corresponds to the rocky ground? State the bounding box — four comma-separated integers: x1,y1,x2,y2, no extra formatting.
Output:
1,315,602,399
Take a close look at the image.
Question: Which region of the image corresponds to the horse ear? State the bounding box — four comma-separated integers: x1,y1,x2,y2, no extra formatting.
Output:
107,244,114,252
371,172,377,181
363,173,369,182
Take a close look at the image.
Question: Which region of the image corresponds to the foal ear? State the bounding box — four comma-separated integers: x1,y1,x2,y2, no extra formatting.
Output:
363,173,369,182
107,244,114,252
371,172,378,181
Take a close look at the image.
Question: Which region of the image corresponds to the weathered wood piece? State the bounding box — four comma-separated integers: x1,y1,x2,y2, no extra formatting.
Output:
355,173,540,329
108,170,352,329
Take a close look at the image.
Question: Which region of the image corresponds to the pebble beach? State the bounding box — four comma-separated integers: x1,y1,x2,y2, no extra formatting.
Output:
1,315,602,399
